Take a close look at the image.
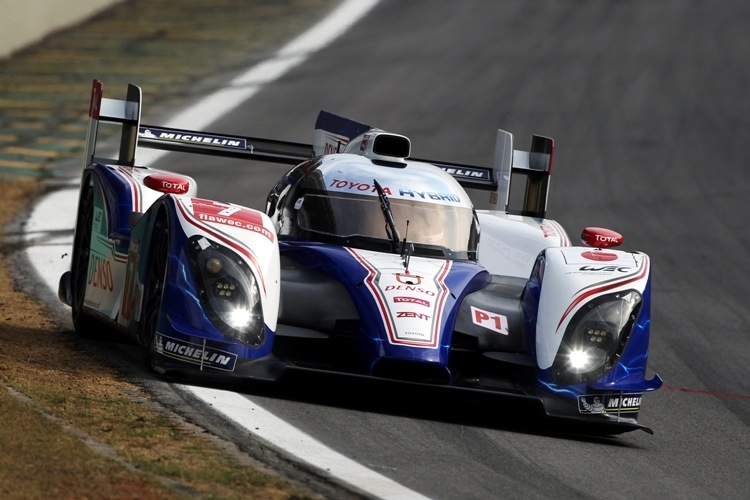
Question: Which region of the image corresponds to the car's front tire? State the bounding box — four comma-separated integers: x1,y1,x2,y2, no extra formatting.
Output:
140,214,169,351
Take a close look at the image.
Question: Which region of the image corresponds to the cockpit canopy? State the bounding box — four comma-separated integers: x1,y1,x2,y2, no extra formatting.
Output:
266,154,479,260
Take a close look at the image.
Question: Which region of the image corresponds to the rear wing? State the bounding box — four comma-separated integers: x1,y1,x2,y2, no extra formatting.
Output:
83,80,312,169
85,81,553,217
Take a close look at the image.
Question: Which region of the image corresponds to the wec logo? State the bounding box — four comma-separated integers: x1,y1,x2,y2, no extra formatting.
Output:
579,265,632,273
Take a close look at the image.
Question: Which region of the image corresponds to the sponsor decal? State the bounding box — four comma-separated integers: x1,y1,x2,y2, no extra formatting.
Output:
397,311,431,321
578,265,632,273
394,296,430,307
384,285,435,296
594,234,619,245
470,306,509,335
88,253,114,292
322,132,350,154
581,250,618,262
155,334,238,372
396,273,420,285
329,178,391,194
540,223,559,239
348,249,451,348
191,199,274,242
578,393,642,414
139,126,246,150
437,165,492,182
328,178,461,203
144,173,190,195
581,227,623,248
92,206,104,234
489,191,498,205
398,189,461,203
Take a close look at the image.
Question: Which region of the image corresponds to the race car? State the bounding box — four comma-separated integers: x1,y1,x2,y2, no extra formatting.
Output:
58,80,663,434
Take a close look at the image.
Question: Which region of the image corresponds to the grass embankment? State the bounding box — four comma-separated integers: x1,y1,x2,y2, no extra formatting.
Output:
0,179,312,499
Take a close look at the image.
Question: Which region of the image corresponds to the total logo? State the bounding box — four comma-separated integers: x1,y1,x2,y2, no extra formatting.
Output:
144,173,190,195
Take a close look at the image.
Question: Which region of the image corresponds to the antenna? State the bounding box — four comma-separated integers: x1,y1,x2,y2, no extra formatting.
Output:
402,220,413,272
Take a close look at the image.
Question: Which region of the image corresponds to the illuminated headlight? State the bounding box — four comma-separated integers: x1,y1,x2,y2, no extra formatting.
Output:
188,236,265,347
552,290,641,384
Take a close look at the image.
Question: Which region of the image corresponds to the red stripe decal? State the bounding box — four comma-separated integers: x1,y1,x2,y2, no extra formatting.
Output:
116,166,140,212
90,79,103,119
555,255,649,331
347,249,397,342
176,199,267,293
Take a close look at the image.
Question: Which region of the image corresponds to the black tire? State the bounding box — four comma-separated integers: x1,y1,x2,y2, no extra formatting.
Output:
139,215,169,350
70,182,100,336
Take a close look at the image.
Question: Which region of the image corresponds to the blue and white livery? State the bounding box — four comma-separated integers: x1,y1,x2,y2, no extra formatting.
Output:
58,81,662,435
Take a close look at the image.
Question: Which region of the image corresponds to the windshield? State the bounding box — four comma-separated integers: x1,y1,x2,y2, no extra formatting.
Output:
296,192,475,254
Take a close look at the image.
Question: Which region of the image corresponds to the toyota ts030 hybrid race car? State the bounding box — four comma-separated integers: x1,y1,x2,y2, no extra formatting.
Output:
58,80,663,434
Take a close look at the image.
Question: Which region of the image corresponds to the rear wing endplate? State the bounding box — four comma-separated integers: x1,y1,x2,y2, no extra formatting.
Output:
496,131,555,218
85,79,142,167
415,130,554,217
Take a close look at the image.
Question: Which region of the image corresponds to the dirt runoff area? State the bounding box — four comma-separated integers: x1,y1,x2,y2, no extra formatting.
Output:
0,178,328,499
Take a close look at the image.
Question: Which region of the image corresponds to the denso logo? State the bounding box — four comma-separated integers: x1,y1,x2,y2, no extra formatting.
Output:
384,285,436,296
579,265,632,272
88,254,114,292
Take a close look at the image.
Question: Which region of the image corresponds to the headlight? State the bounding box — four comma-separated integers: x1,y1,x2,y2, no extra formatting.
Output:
188,236,265,347
552,290,641,385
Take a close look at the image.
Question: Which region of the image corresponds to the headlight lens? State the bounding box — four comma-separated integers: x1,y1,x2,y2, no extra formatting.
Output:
552,290,641,384
188,236,265,347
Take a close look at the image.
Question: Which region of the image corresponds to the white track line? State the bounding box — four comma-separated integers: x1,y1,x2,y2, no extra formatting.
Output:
137,0,382,166
26,0,432,498
186,385,428,500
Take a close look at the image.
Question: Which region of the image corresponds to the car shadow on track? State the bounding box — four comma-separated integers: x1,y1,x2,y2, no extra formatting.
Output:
191,369,643,446
73,332,643,446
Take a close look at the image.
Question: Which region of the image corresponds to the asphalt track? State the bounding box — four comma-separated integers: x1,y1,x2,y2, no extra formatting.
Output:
13,1,750,499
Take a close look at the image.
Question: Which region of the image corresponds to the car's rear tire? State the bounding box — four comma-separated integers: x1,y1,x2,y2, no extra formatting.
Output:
70,182,100,337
